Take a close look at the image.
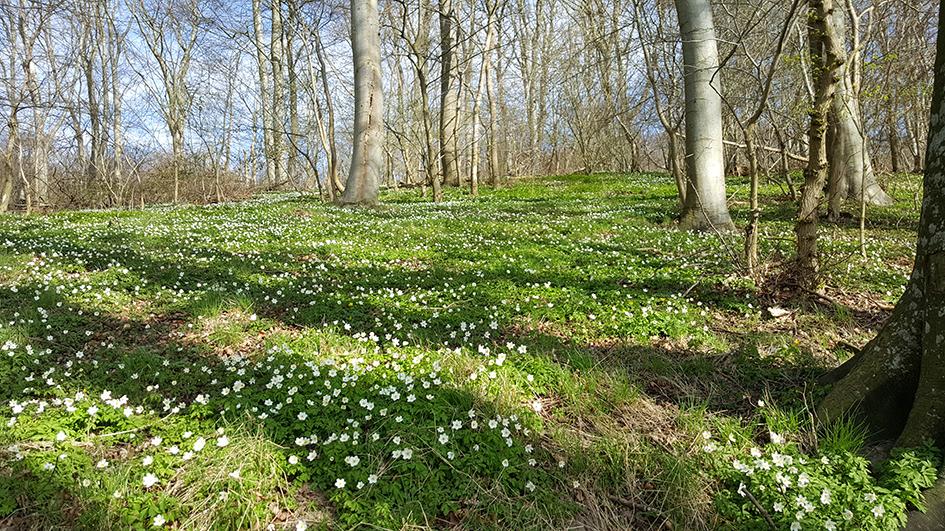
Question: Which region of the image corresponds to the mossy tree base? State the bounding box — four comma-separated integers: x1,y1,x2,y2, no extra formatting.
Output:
818,251,945,448
820,1,945,448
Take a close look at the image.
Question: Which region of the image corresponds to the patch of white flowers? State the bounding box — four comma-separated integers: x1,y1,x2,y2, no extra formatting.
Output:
701,426,932,531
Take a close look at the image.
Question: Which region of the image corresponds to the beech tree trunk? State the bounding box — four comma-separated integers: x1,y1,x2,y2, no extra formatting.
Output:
270,0,287,187
826,93,894,212
888,108,901,174
818,0,945,449
825,6,893,216
0,117,14,212
252,0,275,188
674,0,733,231
84,29,103,191
906,115,925,173
439,0,460,188
286,0,300,187
342,0,384,205
485,0,502,188
668,132,686,206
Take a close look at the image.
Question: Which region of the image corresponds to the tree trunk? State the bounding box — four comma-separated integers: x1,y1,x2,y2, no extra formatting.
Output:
796,0,843,290
85,46,103,191
888,108,901,174
674,0,733,231
171,127,183,203
819,0,945,449
457,15,473,190
342,0,384,205
496,35,510,181
906,114,925,173
439,0,460,188
825,6,893,217
17,142,30,214
401,0,440,201
667,131,686,207
745,126,760,275
252,0,275,188
826,93,894,212
109,27,124,205
773,123,796,200
0,119,15,212
270,0,287,187
470,0,497,197
485,0,501,188
534,0,552,174
313,31,341,197
0,173,11,212
88,3,124,206
286,0,301,188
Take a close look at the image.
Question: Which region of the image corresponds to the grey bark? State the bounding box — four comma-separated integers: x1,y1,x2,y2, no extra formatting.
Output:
484,0,502,187
818,0,945,450
252,0,275,187
270,0,287,186
674,0,733,230
470,0,497,196
827,94,895,209
439,0,460,188
286,0,300,187
342,0,384,205
312,30,342,197
826,3,894,216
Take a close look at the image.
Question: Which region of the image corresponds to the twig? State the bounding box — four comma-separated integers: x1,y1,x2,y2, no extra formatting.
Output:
743,486,777,530
95,427,145,438
802,288,842,307
606,493,656,514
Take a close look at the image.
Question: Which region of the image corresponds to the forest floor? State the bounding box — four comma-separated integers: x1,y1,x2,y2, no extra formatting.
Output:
0,173,935,530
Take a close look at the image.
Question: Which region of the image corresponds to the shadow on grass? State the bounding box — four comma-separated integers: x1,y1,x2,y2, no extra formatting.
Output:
0,281,561,528
0,217,819,411
0,210,828,529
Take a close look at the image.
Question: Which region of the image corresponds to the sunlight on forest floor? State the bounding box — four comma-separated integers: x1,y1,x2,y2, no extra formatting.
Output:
0,173,936,529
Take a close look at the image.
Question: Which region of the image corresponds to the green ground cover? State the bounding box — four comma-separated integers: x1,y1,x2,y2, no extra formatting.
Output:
0,172,936,529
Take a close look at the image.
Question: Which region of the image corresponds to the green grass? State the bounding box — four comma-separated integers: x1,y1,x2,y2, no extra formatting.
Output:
0,172,927,529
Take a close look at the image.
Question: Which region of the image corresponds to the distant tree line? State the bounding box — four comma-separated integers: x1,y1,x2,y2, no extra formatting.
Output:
0,0,934,213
